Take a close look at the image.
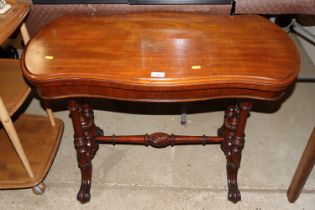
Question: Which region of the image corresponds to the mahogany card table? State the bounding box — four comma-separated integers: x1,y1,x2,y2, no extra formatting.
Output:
21,13,300,204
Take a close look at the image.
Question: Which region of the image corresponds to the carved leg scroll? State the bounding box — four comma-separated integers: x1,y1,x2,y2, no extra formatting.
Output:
69,99,100,204
81,101,101,159
221,101,251,203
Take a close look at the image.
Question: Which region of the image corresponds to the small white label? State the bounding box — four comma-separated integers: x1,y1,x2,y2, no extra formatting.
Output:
150,72,165,78
45,55,54,60
192,65,201,70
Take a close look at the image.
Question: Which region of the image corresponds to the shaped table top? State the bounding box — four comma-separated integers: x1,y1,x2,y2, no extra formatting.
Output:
22,13,300,102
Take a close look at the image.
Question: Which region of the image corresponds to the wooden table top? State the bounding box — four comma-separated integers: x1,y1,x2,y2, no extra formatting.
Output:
0,1,29,45
22,13,300,102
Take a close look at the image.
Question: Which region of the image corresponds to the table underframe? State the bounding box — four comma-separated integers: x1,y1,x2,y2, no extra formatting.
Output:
68,98,252,204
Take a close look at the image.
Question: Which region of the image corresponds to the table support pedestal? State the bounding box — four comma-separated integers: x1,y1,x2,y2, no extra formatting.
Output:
68,99,101,204
69,99,251,204
220,102,252,203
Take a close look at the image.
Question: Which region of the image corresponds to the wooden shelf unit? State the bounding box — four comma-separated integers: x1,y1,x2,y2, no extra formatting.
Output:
0,1,64,192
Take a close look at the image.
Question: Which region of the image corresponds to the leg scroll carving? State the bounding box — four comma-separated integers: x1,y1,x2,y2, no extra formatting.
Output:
220,102,251,203
68,98,251,204
69,99,100,204
220,105,236,155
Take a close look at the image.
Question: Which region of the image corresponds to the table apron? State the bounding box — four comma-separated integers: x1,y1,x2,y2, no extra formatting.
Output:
35,85,285,102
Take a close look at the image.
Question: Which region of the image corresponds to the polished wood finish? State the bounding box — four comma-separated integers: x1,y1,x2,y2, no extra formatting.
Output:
21,13,300,204
0,59,30,116
68,98,251,204
22,13,299,102
287,127,315,203
96,134,223,147
220,102,251,203
0,1,30,45
68,99,100,203
0,115,64,188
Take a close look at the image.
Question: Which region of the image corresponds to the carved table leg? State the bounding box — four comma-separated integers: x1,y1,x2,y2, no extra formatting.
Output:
69,99,101,204
220,101,251,203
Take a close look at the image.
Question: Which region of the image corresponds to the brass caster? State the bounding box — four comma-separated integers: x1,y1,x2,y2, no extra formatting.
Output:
32,183,46,195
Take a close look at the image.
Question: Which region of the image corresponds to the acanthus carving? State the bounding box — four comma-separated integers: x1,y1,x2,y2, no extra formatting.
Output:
69,99,101,204
69,98,251,205
220,102,251,203
81,103,100,160
220,105,236,155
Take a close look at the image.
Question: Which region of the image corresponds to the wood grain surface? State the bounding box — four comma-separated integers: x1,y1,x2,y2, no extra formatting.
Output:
0,1,30,45
0,114,64,189
22,13,300,102
0,59,31,116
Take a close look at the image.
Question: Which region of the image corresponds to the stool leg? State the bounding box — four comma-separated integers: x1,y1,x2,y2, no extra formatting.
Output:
69,99,100,204
20,23,30,44
0,98,34,178
42,100,56,127
46,108,56,126
221,101,251,203
287,127,315,203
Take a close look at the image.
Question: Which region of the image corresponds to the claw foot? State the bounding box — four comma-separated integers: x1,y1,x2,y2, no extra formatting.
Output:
77,189,91,204
228,188,241,203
